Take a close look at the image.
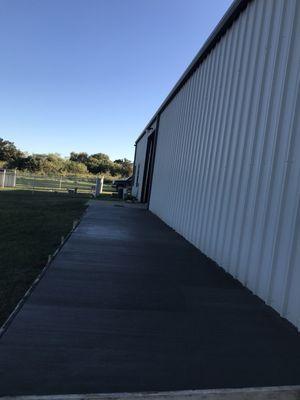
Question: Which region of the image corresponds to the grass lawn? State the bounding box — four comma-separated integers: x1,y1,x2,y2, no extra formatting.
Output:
0,190,88,326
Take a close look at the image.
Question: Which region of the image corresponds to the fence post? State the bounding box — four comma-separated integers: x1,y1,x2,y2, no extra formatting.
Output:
59,176,62,190
13,169,17,187
95,178,100,196
0,169,5,188
95,177,104,197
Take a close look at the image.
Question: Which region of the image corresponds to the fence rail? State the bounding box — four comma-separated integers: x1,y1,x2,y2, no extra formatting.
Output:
16,175,98,194
0,171,114,195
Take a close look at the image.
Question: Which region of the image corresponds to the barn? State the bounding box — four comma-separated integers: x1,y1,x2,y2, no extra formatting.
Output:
132,0,300,329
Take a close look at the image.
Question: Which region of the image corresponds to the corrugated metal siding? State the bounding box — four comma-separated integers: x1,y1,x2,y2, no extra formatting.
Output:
149,0,300,329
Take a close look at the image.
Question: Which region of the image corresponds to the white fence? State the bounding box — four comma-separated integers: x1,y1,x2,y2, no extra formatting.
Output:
0,171,108,195
0,169,17,188
16,174,100,194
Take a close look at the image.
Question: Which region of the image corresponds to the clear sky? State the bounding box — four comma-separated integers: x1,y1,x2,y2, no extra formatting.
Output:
0,0,232,161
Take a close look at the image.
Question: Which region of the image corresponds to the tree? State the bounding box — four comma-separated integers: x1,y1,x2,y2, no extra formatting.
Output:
19,155,46,172
90,153,110,162
42,154,65,174
86,153,112,174
0,137,131,177
11,153,64,174
0,138,23,162
70,152,88,164
113,158,133,177
64,160,88,175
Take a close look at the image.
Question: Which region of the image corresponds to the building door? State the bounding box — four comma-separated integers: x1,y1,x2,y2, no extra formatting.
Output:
141,131,156,203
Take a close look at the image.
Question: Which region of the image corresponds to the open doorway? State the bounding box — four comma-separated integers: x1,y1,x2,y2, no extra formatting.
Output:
141,131,156,204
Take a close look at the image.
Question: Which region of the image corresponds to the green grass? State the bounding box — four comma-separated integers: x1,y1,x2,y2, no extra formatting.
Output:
0,190,88,326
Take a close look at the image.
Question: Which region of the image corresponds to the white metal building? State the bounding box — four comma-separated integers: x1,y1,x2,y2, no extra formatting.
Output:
133,0,300,329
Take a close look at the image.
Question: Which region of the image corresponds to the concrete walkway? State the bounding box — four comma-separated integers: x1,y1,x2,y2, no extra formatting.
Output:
1,201,300,396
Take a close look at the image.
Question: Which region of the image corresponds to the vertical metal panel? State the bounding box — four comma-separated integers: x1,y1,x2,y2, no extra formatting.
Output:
149,0,300,329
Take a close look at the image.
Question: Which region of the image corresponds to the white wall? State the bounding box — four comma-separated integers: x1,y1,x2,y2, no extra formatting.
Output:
150,0,300,329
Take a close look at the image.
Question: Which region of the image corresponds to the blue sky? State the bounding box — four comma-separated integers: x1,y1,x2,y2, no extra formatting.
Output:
0,0,232,161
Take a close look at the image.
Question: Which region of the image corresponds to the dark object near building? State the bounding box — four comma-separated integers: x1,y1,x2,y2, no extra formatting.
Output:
67,188,78,195
112,176,133,191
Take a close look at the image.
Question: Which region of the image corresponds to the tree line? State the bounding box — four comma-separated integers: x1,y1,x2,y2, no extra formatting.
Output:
0,138,132,177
